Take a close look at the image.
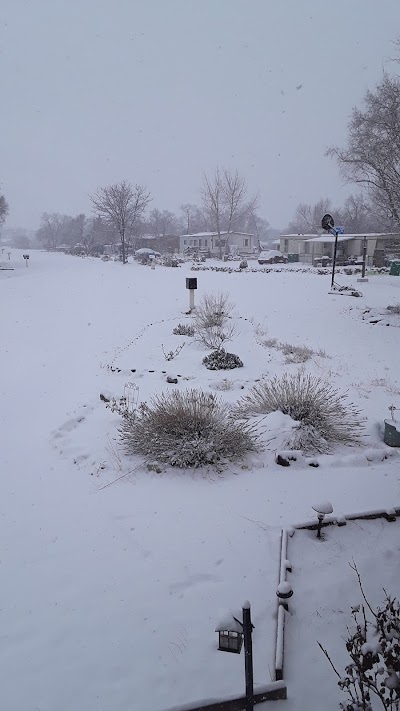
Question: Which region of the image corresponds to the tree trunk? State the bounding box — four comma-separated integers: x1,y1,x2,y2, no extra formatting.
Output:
121,229,126,264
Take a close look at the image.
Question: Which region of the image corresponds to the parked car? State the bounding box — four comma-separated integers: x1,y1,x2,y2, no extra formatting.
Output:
258,250,288,265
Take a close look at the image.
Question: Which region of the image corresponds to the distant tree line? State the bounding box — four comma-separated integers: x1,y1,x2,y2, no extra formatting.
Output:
30,168,270,259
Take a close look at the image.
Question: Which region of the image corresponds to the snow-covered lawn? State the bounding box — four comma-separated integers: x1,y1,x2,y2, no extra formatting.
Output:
1,250,399,711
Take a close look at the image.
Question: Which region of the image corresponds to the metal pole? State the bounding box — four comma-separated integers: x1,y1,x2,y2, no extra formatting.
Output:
362,237,367,278
242,603,254,711
330,229,339,289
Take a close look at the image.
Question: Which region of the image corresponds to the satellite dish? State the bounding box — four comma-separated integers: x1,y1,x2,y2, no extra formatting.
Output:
322,214,334,231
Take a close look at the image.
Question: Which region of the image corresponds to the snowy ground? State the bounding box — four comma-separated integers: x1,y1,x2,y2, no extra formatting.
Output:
1,249,399,711
276,518,400,711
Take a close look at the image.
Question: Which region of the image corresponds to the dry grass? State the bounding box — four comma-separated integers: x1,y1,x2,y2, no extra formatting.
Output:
119,389,258,468
232,373,364,453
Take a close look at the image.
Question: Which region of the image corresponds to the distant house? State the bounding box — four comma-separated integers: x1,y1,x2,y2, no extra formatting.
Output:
279,233,400,266
180,231,256,257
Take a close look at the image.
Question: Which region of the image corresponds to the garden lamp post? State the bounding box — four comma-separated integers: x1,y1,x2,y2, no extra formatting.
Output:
312,501,334,538
216,601,254,711
186,277,197,311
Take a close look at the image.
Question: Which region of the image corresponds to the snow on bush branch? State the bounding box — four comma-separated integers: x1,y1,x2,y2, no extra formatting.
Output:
319,562,400,710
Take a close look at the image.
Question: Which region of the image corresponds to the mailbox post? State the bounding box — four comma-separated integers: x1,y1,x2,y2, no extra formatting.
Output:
186,277,197,310
23,254,30,267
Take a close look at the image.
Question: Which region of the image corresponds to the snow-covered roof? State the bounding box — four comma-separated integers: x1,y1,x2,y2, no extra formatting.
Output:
304,235,354,244
181,231,254,238
282,232,400,240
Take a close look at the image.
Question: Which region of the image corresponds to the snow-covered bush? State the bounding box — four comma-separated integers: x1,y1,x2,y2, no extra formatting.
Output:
280,342,314,363
232,373,364,453
319,565,400,710
203,348,243,370
387,303,400,315
194,291,238,349
119,389,257,468
172,323,195,336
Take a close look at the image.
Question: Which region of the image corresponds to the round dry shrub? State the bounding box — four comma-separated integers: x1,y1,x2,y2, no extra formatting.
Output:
203,348,243,370
119,389,257,468
173,322,195,336
232,372,364,453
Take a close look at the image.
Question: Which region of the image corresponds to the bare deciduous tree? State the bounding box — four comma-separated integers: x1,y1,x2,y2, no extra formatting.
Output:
287,198,332,235
36,213,70,250
201,167,259,258
90,181,151,263
327,74,400,230
179,203,208,235
222,168,259,233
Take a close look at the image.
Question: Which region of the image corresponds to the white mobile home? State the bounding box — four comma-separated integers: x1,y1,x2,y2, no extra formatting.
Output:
180,231,256,257
279,233,400,266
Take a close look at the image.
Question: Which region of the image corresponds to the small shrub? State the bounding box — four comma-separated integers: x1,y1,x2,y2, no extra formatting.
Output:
194,291,234,330
387,303,400,315
239,260,248,269
119,389,258,467
173,323,195,336
232,373,364,453
197,322,238,349
203,348,243,370
280,342,314,364
161,342,185,361
193,292,238,349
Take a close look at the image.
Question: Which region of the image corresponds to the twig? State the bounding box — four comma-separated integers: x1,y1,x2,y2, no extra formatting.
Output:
317,641,341,678
349,559,377,618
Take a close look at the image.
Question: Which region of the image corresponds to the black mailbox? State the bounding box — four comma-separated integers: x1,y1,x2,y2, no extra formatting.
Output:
186,278,197,290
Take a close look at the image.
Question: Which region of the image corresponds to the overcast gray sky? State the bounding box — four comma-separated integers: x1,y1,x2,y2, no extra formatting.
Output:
1,0,399,230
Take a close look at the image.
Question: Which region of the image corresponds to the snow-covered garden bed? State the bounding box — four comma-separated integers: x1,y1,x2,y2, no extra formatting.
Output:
1,249,399,711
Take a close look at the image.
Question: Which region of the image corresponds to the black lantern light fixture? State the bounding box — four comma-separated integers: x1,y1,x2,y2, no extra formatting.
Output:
216,602,255,711
216,616,244,654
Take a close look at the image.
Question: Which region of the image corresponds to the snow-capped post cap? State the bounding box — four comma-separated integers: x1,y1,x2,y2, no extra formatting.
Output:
312,501,333,515
242,600,251,610
277,582,293,598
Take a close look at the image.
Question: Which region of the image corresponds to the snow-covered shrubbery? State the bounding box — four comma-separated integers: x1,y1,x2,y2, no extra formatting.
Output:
194,291,238,349
119,389,257,468
320,565,400,710
387,303,400,315
232,373,364,453
172,323,195,336
203,348,243,370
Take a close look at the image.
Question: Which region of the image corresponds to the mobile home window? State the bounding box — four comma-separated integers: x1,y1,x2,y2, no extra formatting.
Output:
244,238,249,247
284,239,289,252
